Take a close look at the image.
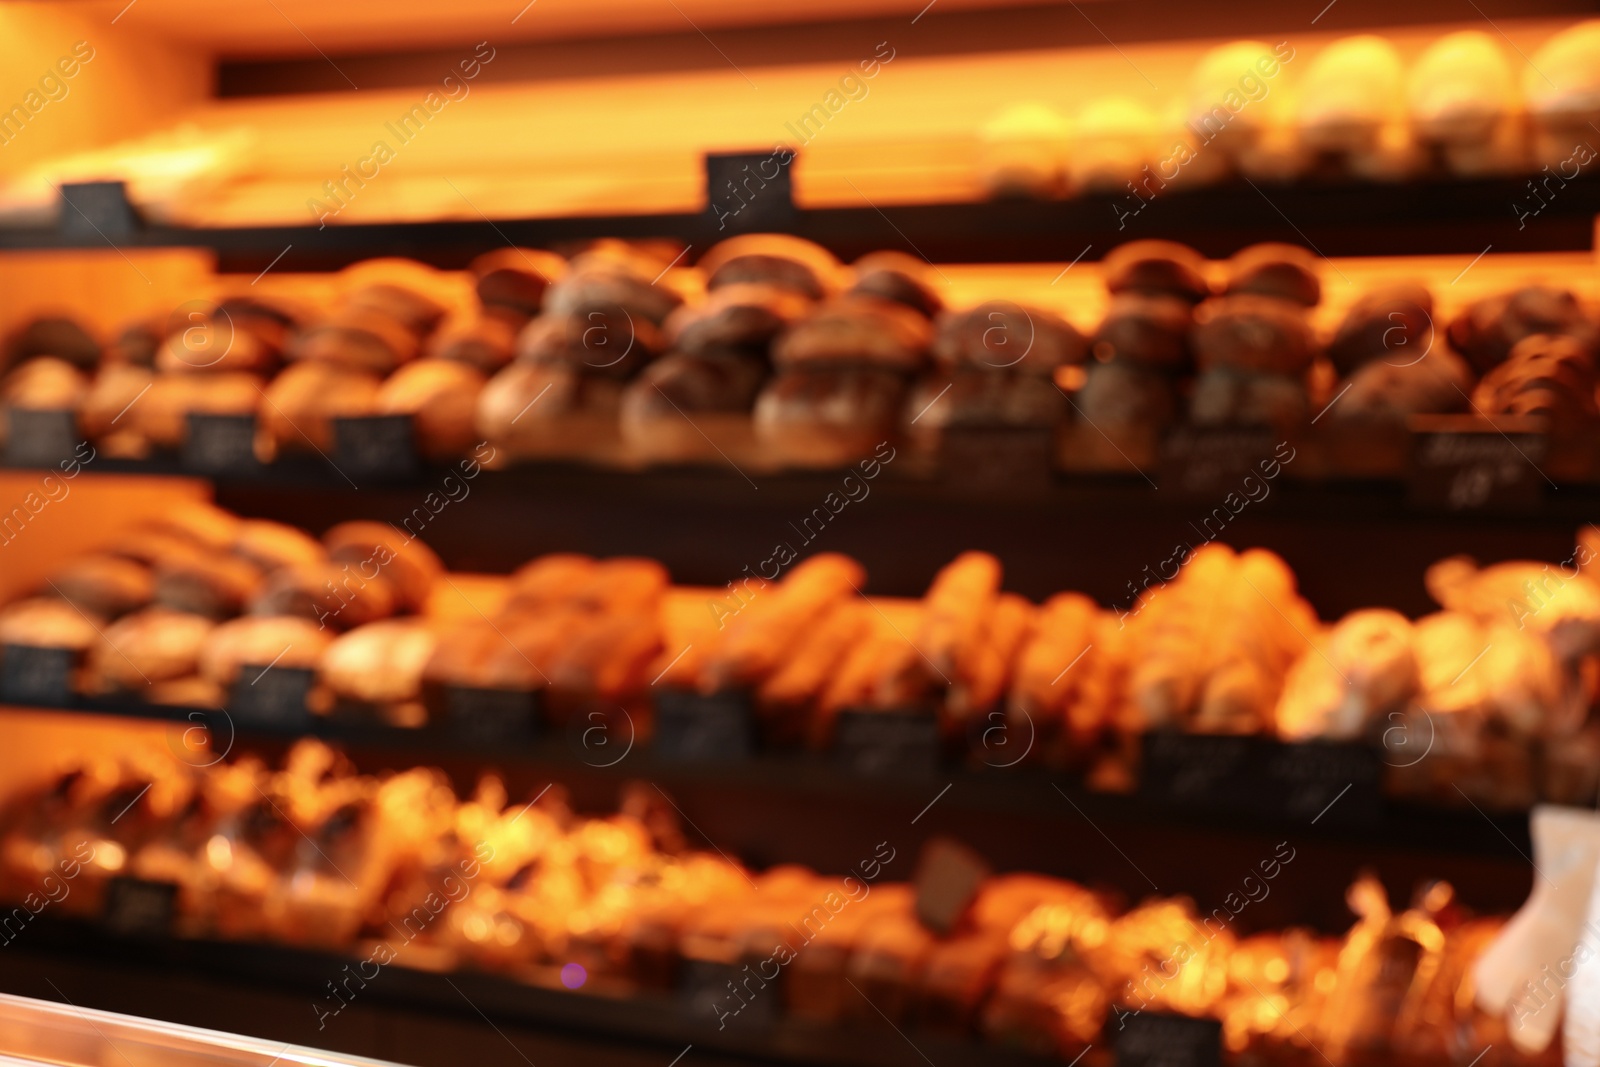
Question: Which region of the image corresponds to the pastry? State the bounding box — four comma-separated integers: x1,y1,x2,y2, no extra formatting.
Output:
2,315,100,372
2,357,89,411
1101,241,1210,304
934,302,1085,374
1191,294,1317,375
664,283,812,357
1274,609,1416,741
501,553,595,615
471,248,566,320
903,370,1065,436
1091,292,1193,370
154,318,278,376
1296,35,1412,176
1331,349,1472,423
375,358,488,461
79,364,156,448
1074,360,1180,427
343,281,448,340
774,297,933,372
321,618,437,708
976,101,1071,198
1472,333,1598,432
231,520,325,575
258,361,382,455
701,553,865,692
86,607,215,693
848,252,943,319
289,308,419,376
697,235,841,300
544,251,683,327
516,311,661,379
1325,282,1435,376
134,372,263,450
1223,243,1321,307
151,501,242,553
322,521,442,614
1524,20,1600,169
199,615,333,689
1189,368,1309,431
0,596,102,650
1448,286,1598,375
476,361,625,458
249,560,400,630
46,555,153,619
754,367,906,467
427,311,519,374
153,550,263,619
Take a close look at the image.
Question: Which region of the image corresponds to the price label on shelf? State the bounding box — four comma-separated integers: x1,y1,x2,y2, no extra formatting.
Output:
332,415,418,481
1408,415,1548,511
1140,732,1381,827
229,666,315,731
444,686,540,745
103,876,178,938
1116,1011,1222,1067
184,413,262,473
0,644,77,706
1159,426,1283,496
678,958,779,1028
654,690,754,762
835,708,941,777
4,409,80,468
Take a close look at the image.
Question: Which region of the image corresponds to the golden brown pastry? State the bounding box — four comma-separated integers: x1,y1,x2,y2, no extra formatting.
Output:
757,599,871,717
322,521,442,614
427,311,518,374
1101,240,1210,303
2,315,100,372
0,596,102,650
321,618,437,708
915,551,1003,683
664,283,813,357
149,502,242,553
154,318,278,376
702,553,865,692
1471,333,1599,433
849,252,943,319
135,372,263,450
258,361,382,456
152,550,263,619
86,607,215,693
79,364,155,448
501,554,596,616
2,357,89,411
375,358,488,461
1224,243,1322,307
754,368,905,467
231,520,326,575
950,592,1034,717
199,615,334,689
46,555,153,619
1091,292,1193,370
1274,609,1416,741
343,277,449,339
1008,592,1101,726
1447,286,1598,375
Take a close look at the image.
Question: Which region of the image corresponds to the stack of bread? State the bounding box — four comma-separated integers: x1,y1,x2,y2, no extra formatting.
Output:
0,739,1546,1065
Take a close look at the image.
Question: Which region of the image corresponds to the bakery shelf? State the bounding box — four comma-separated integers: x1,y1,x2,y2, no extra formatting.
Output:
0,919,1071,1067
11,172,1599,272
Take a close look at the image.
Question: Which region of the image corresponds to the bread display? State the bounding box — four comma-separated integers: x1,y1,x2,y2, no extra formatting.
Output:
1524,20,1600,169
1471,333,1599,433
470,248,566,321
1447,285,1598,376
976,101,1071,198
374,358,487,461
755,366,907,468
849,252,944,320
258,361,381,456
1407,31,1524,176
697,234,841,300
1296,35,1415,180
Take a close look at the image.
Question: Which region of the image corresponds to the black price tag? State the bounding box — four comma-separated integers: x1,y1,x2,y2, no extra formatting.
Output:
679,959,779,1028
1116,1012,1222,1067
184,413,261,472
5,409,79,468
332,415,417,481
706,150,795,232
654,689,754,762
0,643,76,706
835,708,941,777
103,876,177,938
1140,732,1381,827
1159,427,1282,496
942,426,1057,493
229,665,315,731
445,686,540,745
1408,415,1548,511
59,181,140,240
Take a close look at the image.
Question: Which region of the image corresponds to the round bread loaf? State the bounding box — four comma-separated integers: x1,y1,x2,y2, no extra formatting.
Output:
48,555,153,619
88,607,215,691
1091,292,1193,370
322,521,443,614
848,252,944,318
664,283,812,357
698,234,841,299
1224,243,1322,307
934,301,1086,374
0,596,102,650
153,550,264,619
290,308,419,376
3,316,100,372
1326,282,1436,376
1448,285,1599,375
470,248,567,319
427,310,519,374
1101,241,1210,303
1191,294,1317,375
259,360,382,455
375,358,487,461
753,365,906,466
250,559,400,630
199,614,334,688
135,372,263,450
774,297,933,372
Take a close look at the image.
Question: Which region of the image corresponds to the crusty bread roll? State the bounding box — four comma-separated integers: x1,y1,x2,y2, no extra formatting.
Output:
375,358,487,461
1471,333,1598,433
698,235,842,300
849,252,944,319
903,370,1065,439
664,283,813,357
976,101,1071,198
619,352,765,462
155,318,278,376
47,555,153,619
249,560,399,630
321,618,437,708
1223,244,1321,307
232,520,326,574
289,309,418,376
502,553,595,616
79,364,155,448
515,311,661,378
1426,546,1600,663
153,550,263,619
470,248,566,320
1070,97,1160,193
754,366,905,468
476,361,625,458
2,315,100,373
199,615,333,689
0,596,102,650
1102,241,1211,304
1447,285,1599,375
135,372,263,450
259,360,381,455
1331,350,1471,424
1297,36,1411,170
774,297,933,371
934,301,1085,375
150,501,242,553
1326,283,1435,376
1274,609,1415,741
544,250,684,326
1524,21,1600,169
87,607,215,692
1092,292,1193,370
322,521,442,614
342,280,449,341
1192,295,1317,375
701,553,865,692
3,357,89,411
427,310,518,374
